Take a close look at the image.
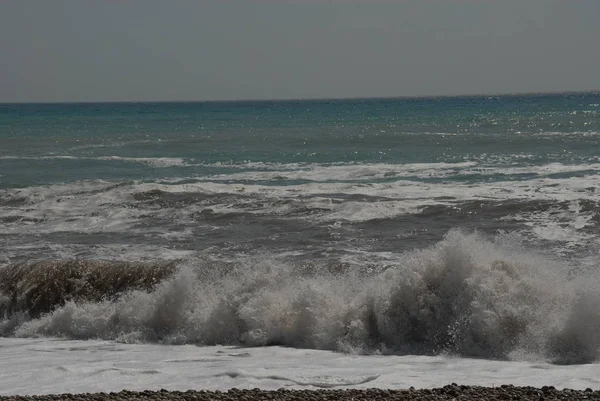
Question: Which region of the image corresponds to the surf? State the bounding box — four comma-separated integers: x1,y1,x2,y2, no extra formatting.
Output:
1,230,598,365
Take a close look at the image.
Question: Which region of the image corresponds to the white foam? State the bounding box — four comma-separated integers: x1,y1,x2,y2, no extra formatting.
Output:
0,338,598,395
533,131,600,137
0,182,140,235
323,200,426,222
140,172,600,224
501,200,597,251
188,161,600,183
202,162,479,182
2,162,600,240
97,156,187,168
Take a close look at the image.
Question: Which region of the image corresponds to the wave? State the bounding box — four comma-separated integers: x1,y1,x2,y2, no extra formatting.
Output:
2,174,599,239
192,161,600,183
0,260,178,318
5,156,600,180
96,156,187,168
202,162,478,182
0,156,187,168
1,231,599,365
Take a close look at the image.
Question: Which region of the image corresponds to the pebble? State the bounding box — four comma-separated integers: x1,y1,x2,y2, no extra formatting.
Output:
1,386,599,401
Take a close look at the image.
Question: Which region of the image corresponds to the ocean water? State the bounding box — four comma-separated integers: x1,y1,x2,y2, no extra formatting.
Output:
1,93,600,393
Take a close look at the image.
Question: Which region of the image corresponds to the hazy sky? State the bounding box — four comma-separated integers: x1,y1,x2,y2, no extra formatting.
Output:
1,1,599,102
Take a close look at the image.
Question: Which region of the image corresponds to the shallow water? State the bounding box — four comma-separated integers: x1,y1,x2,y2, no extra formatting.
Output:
2,338,600,395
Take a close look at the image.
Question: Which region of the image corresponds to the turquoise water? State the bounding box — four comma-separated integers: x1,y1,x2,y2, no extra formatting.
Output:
1,93,599,188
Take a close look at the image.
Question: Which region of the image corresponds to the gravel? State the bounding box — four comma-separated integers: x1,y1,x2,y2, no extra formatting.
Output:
2,385,599,401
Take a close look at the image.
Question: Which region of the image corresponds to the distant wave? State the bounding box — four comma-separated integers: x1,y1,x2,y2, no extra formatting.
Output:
196,161,600,183
96,156,188,168
0,156,187,168
2,170,599,233
1,231,599,365
4,156,600,179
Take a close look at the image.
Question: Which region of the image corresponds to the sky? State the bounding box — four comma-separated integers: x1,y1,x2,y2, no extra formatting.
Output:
1,1,599,102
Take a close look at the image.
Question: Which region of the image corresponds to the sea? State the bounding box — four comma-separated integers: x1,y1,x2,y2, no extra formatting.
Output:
1,92,600,394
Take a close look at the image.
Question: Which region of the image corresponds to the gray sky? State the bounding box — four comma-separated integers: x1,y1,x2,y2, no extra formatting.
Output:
1,1,599,102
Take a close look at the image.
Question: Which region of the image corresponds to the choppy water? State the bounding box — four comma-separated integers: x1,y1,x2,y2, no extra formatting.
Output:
1,93,600,364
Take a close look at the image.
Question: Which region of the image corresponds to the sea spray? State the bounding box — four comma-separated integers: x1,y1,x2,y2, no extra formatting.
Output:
1,231,599,364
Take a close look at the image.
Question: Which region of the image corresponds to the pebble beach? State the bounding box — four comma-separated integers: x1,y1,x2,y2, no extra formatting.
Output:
2,386,599,401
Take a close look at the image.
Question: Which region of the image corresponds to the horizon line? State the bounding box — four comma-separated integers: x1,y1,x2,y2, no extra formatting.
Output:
1,89,599,105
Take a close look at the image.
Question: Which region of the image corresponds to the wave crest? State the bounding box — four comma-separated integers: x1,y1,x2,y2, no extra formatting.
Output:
0,260,178,318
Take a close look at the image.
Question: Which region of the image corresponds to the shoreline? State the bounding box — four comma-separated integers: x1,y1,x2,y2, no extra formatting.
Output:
1,386,599,401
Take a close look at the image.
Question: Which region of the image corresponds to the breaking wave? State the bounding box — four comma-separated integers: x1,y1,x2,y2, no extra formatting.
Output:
0,260,178,318
1,231,599,365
